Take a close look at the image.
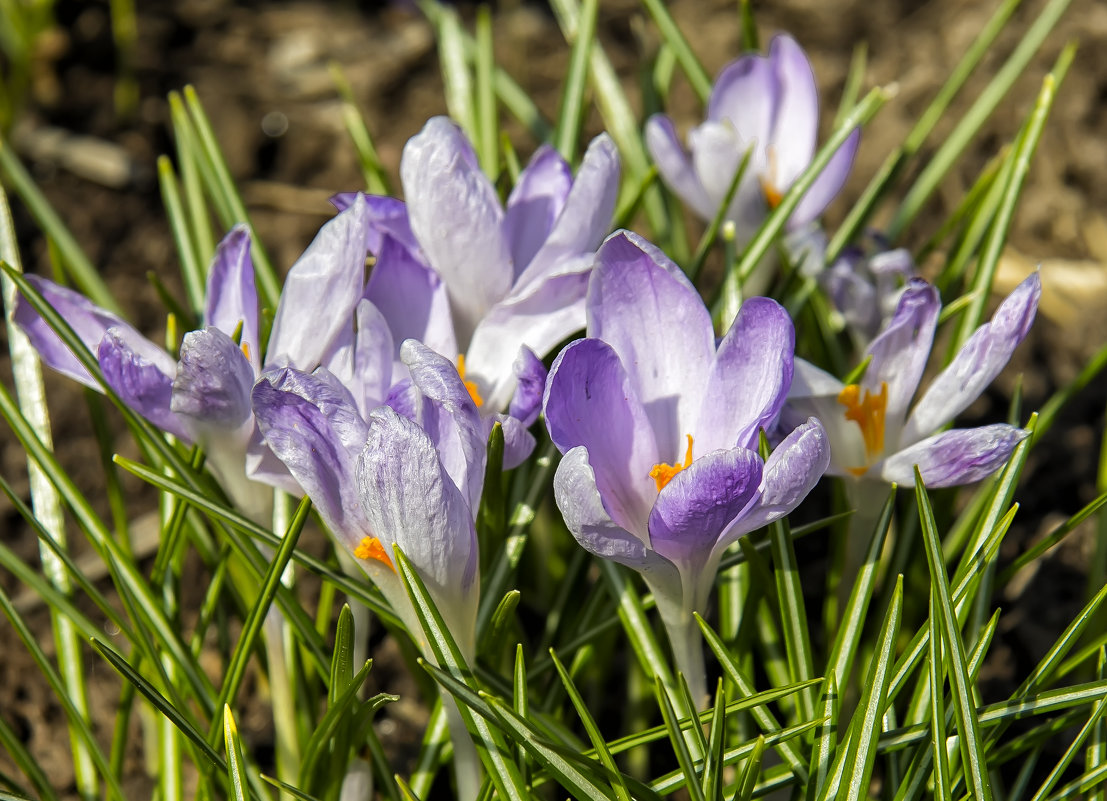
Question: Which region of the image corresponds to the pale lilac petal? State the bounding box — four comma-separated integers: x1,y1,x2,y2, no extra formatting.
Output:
688,119,768,241
320,299,394,418
554,445,680,587
496,414,536,471
513,134,620,293
98,328,188,441
901,272,1040,446
359,406,479,608
725,418,830,539
543,338,659,538
647,447,763,567
330,193,420,256
400,116,512,345
400,340,486,514
864,279,940,430
14,275,138,387
697,297,794,453
244,425,301,495
707,52,777,149
385,378,417,422
366,235,458,361
789,357,844,398
203,225,259,373
823,257,881,337
766,34,819,186
266,195,371,370
504,145,572,274
171,327,254,430
645,115,715,221
465,268,588,413
880,424,1028,488
252,367,370,549
588,231,715,460
789,128,860,229
508,345,547,427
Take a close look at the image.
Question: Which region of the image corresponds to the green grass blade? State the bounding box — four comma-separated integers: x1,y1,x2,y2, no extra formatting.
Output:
1029,693,1107,800
299,661,388,786
734,736,766,801
436,7,476,144
766,503,816,722
1090,649,1107,801
223,706,249,801
168,91,218,264
928,593,951,799
554,0,598,162
640,0,712,103
655,676,706,801
688,145,753,283
157,156,205,314
702,681,727,801
328,63,391,195
805,671,838,801
474,7,498,178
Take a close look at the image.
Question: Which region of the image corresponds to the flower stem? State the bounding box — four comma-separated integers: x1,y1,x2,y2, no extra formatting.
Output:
442,694,483,801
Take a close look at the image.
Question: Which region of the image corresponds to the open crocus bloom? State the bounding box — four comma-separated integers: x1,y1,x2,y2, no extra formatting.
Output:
542,231,830,693
252,339,483,659
646,34,860,244
333,116,620,466
785,273,1041,487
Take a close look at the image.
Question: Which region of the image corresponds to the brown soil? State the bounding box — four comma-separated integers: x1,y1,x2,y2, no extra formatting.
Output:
1,0,1105,797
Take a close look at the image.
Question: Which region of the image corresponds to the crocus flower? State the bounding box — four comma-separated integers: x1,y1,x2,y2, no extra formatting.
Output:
542,230,830,701
784,273,1041,488
333,116,620,466
646,34,860,245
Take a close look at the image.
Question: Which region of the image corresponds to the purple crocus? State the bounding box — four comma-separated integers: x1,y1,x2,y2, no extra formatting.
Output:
333,116,620,467
646,34,860,244
785,273,1041,488
542,230,830,701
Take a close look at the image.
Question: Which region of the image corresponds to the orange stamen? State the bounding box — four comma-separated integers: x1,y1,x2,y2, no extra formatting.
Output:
457,354,484,408
837,382,889,474
241,341,251,362
649,434,695,492
354,536,395,573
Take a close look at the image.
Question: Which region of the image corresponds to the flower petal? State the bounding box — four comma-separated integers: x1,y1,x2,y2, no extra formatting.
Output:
901,272,1040,446
789,128,860,228
400,116,512,345
508,345,547,427
880,424,1028,488
697,297,794,453
494,413,536,471
766,34,819,186
203,225,259,373
266,195,371,370
98,328,188,441
645,114,715,221
543,337,659,538
504,145,573,275
171,327,254,431
707,51,777,149
330,193,420,256
648,446,763,568
320,298,394,418
689,119,765,230
588,231,714,460
252,367,370,548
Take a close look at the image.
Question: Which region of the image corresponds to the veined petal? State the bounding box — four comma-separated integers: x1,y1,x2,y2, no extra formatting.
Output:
98,328,188,441
789,128,860,229
330,193,420,256
588,231,714,460
543,338,659,538
864,279,940,432
401,339,486,515
14,275,141,388
400,116,512,346
171,327,254,431
358,406,478,646
203,225,259,373
252,367,371,549
880,424,1028,488
508,345,547,427
266,195,371,370
901,272,1040,446
320,299,394,418
645,115,715,221
504,145,573,274
494,414,536,471
647,446,763,568
697,297,794,453
766,34,818,186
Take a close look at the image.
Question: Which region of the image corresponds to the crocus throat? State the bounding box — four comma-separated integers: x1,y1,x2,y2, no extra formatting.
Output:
760,146,784,208
354,536,395,573
837,382,888,477
649,434,694,492
456,354,484,408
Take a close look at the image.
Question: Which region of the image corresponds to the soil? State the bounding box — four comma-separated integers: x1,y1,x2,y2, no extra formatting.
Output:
1,0,1106,797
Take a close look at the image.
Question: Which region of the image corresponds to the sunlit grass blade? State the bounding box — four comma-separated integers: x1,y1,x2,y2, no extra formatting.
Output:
1035,340,1107,444
928,593,951,799
805,671,838,801
554,0,598,162
687,145,753,283
407,701,449,800
640,0,712,103
734,735,765,801
1090,649,1107,801
434,6,477,146
999,484,1107,584
834,43,867,129
766,508,816,723
222,706,249,801
259,776,322,801
157,155,205,314
655,676,706,801
329,62,391,195
167,91,218,265
1028,693,1107,800
474,7,498,179
701,681,727,801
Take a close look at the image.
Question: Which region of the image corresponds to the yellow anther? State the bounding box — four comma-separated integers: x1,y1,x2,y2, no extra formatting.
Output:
457,354,484,408
354,536,395,573
241,341,251,362
837,382,889,472
649,434,695,492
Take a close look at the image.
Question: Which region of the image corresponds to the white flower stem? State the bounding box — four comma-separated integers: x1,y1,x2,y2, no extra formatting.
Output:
442,694,483,801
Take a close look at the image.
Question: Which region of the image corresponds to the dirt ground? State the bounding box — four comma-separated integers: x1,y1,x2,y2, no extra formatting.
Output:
2,0,1106,797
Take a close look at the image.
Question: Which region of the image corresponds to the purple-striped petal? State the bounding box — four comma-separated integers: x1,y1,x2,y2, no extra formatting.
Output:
171,327,254,431
588,231,715,461
766,34,819,186
543,338,659,538
98,328,188,441
647,446,763,567
504,145,573,275
645,115,715,221
508,345,547,427
789,128,860,229
494,414,535,471
881,424,1028,488
400,116,512,345
696,297,794,453
203,225,259,373
329,193,420,256
266,195,371,370
252,367,370,548
320,299,394,418
901,272,1040,446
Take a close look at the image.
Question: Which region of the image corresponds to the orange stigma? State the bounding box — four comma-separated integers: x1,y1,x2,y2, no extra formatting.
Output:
837,382,888,476
760,146,784,208
649,434,694,492
457,354,484,408
354,536,395,573
240,341,251,362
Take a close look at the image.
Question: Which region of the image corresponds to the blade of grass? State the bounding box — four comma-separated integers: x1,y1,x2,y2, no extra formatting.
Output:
655,676,706,801
554,0,598,162
223,706,249,801
733,736,766,801
157,156,205,313
687,146,753,283
640,0,712,103
805,671,838,801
